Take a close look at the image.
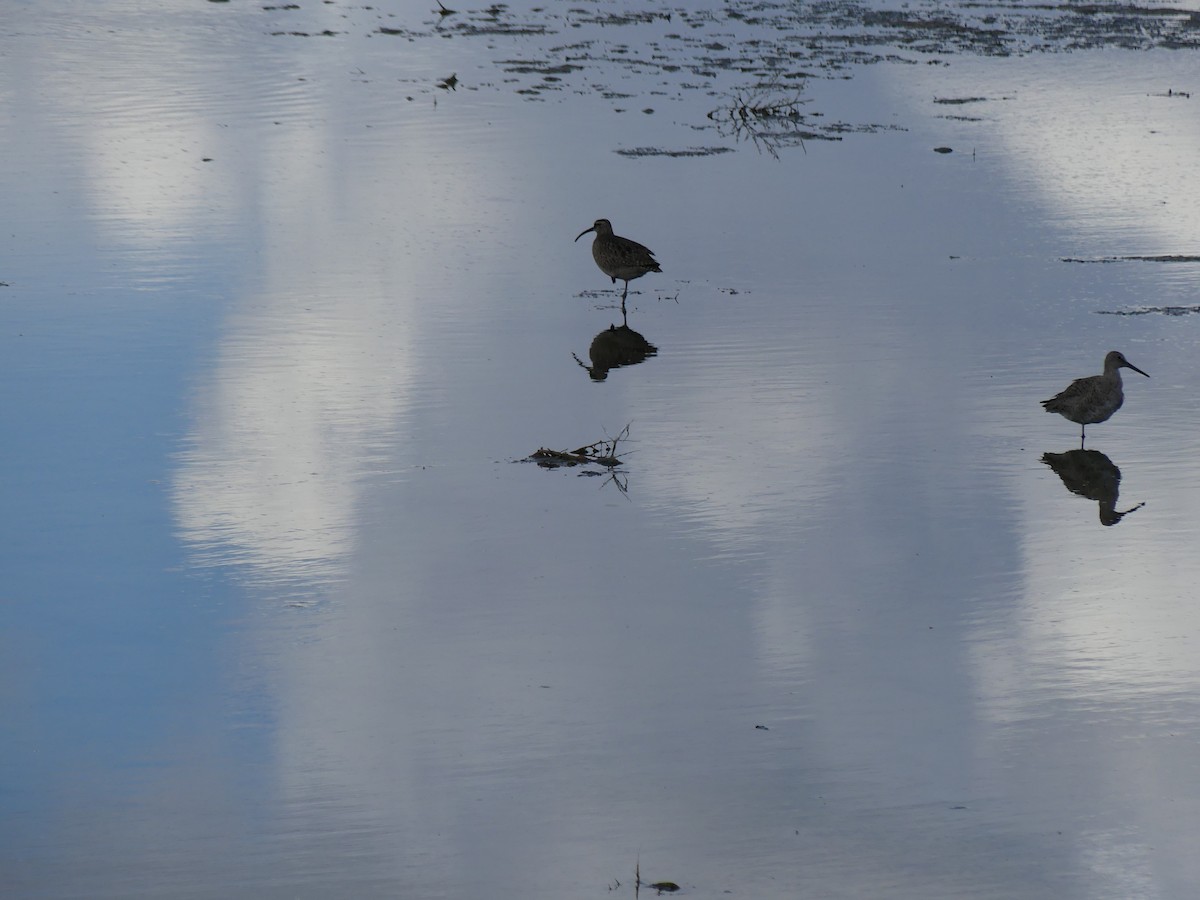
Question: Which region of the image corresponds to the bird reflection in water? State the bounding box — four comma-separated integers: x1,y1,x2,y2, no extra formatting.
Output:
1041,448,1145,526
573,319,657,381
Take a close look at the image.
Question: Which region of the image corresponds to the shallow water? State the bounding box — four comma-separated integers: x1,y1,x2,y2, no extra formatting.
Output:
4,2,1200,898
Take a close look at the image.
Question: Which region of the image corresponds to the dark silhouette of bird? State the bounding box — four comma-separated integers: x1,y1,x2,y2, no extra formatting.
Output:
1042,350,1148,446
575,219,661,309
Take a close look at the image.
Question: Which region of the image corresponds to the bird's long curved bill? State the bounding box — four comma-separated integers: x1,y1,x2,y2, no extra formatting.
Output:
1127,362,1150,378
574,227,594,242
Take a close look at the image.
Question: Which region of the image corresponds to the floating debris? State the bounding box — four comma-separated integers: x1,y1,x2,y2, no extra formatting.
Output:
1063,254,1200,263
615,146,734,158
528,425,630,470
707,88,825,158
634,857,682,896
1096,305,1200,316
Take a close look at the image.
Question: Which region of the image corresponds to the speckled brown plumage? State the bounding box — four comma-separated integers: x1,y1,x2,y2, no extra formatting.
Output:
575,219,661,306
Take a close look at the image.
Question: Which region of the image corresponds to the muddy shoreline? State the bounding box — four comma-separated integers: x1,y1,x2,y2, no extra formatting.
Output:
314,0,1200,151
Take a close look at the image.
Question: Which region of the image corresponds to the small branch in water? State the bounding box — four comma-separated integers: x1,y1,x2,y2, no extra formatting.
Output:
708,87,812,158
632,854,679,895
528,424,631,469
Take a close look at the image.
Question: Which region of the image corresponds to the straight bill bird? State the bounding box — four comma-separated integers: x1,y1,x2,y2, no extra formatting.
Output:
1042,350,1149,446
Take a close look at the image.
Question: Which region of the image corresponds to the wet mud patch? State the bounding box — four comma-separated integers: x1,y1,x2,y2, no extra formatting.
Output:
268,30,340,37
1097,305,1200,316
615,146,734,157
274,0,1200,153
1064,254,1200,263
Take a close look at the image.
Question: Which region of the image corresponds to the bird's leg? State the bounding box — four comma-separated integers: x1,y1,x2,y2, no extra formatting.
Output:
1079,425,1086,448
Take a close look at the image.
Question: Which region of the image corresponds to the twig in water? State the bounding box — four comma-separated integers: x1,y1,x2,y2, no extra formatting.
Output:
708,87,812,158
529,424,632,470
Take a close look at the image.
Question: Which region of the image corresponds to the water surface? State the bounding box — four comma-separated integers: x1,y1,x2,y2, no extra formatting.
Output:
4,2,1200,898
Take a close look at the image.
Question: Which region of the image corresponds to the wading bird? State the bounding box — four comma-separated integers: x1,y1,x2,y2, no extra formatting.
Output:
575,219,661,308
1042,350,1149,445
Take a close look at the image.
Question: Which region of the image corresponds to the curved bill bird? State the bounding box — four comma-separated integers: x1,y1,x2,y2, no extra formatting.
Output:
575,219,661,309
1042,350,1149,446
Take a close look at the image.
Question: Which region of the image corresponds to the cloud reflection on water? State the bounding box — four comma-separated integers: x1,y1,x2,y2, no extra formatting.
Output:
9,2,1200,897
894,52,1200,256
